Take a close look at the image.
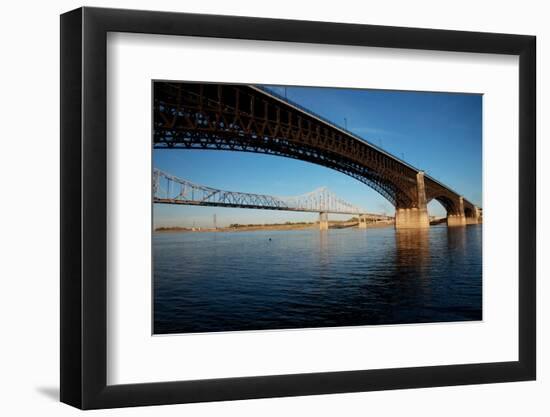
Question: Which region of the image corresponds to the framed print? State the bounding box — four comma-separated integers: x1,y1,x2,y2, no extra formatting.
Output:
60,7,536,409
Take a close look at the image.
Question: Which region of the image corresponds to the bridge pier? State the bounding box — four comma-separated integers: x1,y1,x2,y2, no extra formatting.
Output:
465,206,482,225
395,208,430,229
447,196,467,227
358,215,368,229
395,171,430,229
319,212,329,230
448,214,466,226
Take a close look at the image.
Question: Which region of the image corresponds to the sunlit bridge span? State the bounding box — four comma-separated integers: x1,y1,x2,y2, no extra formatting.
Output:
153,169,393,230
154,82,482,228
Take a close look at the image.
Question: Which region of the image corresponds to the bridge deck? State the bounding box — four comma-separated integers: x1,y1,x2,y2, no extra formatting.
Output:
154,198,392,219
153,82,480,214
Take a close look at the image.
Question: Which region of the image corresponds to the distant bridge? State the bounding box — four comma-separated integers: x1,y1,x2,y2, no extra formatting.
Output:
153,169,392,230
153,82,482,228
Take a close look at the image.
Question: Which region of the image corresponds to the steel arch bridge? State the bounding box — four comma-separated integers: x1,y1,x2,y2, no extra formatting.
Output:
153,82,481,228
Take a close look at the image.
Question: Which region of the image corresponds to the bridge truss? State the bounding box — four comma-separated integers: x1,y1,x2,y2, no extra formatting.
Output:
153,169,392,220
153,82,478,216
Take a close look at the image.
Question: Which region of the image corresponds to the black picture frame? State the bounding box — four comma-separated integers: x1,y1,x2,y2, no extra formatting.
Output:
60,6,536,410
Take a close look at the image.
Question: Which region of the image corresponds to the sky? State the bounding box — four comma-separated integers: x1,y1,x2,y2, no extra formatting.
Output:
153,85,482,228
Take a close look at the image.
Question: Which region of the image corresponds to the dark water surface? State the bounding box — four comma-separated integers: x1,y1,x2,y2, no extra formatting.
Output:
153,225,482,334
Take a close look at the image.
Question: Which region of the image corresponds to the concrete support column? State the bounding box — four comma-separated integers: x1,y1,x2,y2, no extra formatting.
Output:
475,206,482,223
319,212,329,230
465,206,482,225
358,215,368,229
447,196,467,227
395,171,430,229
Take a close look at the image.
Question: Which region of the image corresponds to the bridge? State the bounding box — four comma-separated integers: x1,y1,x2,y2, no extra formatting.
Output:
153,169,392,230
153,82,482,228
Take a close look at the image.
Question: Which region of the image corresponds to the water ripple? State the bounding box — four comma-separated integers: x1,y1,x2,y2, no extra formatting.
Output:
153,225,482,334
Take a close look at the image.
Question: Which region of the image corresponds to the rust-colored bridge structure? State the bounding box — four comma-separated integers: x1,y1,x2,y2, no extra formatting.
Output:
153,82,481,228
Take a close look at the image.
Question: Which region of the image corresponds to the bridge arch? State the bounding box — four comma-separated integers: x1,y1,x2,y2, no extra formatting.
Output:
154,82,420,208
427,195,459,215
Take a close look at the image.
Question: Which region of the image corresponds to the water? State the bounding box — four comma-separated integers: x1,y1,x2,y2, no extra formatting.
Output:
153,225,482,334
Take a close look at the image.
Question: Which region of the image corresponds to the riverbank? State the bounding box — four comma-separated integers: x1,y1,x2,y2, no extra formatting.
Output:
155,223,315,233
154,221,394,233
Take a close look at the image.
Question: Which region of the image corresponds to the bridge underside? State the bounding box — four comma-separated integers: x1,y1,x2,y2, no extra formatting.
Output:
153,82,481,229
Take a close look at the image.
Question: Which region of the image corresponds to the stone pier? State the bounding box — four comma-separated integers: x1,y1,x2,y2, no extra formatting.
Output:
358,215,368,229
395,171,430,229
319,212,329,230
447,196,467,227
465,206,482,225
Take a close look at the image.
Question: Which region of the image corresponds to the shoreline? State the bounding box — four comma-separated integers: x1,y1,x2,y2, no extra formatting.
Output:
154,221,394,233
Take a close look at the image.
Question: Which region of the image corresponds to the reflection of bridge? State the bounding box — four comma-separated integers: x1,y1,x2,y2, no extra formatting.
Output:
154,82,482,228
153,169,393,230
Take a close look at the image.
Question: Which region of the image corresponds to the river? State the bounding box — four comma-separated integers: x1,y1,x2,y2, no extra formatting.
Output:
153,224,482,334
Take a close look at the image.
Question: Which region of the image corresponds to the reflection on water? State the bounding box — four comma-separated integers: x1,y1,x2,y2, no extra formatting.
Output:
154,225,482,334
447,225,468,256
318,230,329,269
395,228,431,269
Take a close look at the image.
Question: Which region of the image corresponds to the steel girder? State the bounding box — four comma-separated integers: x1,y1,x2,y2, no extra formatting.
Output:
153,82,475,212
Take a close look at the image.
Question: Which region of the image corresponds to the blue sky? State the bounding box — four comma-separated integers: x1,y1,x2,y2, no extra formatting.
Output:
154,85,482,228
